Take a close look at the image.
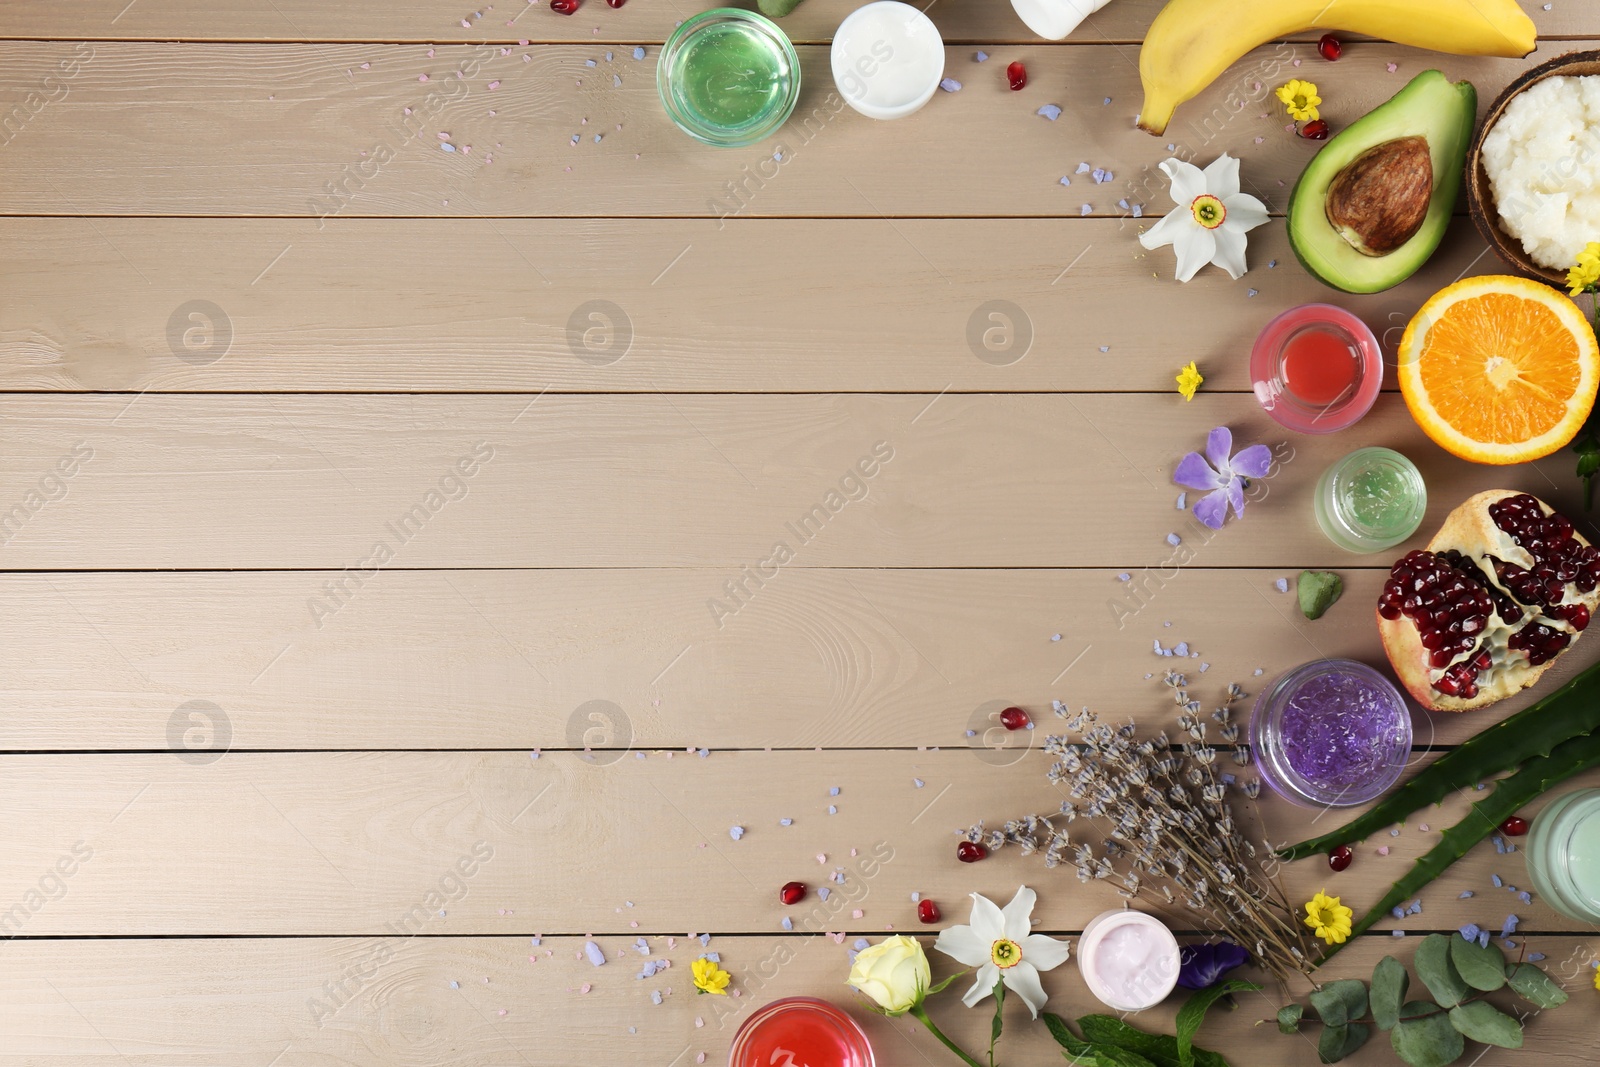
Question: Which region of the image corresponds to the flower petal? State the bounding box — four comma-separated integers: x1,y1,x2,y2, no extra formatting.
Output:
1201,153,1241,199
1172,226,1216,283
1021,933,1072,973
1159,157,1206,207
1001,962,1050,1018
962,963,999,1008
933,923,991,968
1231,443,1272,479
1173,451,1223,491
1222,192,1270,233
1192,488,1229,530
1204,426,1233,471
965,891,1006,942
999,886,1037,941
1227,476,1247,520
1137,205,1190,252
1209,224,1250,280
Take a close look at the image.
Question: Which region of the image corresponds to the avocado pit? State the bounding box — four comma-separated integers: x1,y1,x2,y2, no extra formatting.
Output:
1325,136,1434,257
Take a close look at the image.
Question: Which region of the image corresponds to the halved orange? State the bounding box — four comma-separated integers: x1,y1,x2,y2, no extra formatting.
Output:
1397,275,1599,465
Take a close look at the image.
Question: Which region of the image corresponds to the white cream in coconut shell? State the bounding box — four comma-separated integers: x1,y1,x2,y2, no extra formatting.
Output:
1377,490,1600,713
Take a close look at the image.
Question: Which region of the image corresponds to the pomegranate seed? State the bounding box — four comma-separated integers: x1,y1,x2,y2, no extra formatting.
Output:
1501,816,1529,837
779,881,806,905
999,706,1030,731
1328,845,1353,872
607,0,627,5
956,841,988,863
1006,61,1027,91
916,899,942,924
1318,34,1342,61
1301,120,1329,140
550,0,581,12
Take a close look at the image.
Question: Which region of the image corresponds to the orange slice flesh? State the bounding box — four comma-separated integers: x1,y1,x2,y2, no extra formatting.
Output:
1397,275,1599,465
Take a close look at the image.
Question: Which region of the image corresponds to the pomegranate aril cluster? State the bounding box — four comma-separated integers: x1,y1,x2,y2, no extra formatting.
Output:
1378,549,1491,669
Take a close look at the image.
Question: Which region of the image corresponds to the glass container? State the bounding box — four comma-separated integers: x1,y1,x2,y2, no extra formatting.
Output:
728,997,875,1067
1251,303,1383,434
658,9,800,147
1524,787,1600,924
1315,447,1427,553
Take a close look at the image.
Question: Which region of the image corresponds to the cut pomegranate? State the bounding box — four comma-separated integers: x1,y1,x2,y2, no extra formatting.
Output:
780,881,806,905
1377,491,1600,712
1006,61,1027,91
1301,119,1330,140
551,0,581,12
956,841,988,863
1318,34,1343,61
999,706,1030,731
916,899,941,924
1500,816,1529,837
1328,845,1353,872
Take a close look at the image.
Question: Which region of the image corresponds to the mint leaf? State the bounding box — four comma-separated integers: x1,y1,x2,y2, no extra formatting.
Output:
1175,980,1260,1067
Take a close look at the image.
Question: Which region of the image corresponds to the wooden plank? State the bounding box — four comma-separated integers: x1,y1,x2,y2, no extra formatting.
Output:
7,568,1599,752
0,216,1495,394
0,748,1584,936
0,392,1588,570
1,934,1594,1066
0,42,1534,217
3,0,1594,45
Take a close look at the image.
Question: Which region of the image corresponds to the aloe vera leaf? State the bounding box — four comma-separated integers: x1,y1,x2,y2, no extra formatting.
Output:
1319,726,1600,963
1278,660,1600,861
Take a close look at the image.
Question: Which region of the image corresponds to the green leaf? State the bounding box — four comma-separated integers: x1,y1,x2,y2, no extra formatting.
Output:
1298,570,1344,620
1448,934,1507,992
1043,1012,1079,1051
1506,962,1570,1009
1446,1001,1523,1049
1371,956,1409,1031
1391,1002,1464,1067
1276,1003,1304,1035
926,971,964,997
1318,1022,1370,1064
1076,1016,1231,1067
1414,934,1471,1009
1173,980,1259,1067
1308,980,1368,1029
755,0,806,16
990,978,1004,1048
1065,1046,1163,1067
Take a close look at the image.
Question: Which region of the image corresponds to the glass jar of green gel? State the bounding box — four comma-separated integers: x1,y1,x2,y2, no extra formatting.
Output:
657,9,800,147
1524,788,1600,925
1315,447,1427,553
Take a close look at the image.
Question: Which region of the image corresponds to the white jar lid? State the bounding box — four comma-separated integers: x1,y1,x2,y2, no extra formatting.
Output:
831,2,945,121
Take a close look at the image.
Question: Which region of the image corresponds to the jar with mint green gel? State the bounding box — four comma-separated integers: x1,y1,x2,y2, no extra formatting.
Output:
1523,787,1600,924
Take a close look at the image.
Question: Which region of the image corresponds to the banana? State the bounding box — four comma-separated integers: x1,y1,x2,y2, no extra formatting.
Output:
1138,0,1535,136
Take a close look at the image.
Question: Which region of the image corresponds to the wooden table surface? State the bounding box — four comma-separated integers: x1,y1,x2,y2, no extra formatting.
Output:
4,1,1600,1064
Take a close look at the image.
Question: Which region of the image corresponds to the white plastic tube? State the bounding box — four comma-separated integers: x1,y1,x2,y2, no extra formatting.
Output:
1010,0,1114,40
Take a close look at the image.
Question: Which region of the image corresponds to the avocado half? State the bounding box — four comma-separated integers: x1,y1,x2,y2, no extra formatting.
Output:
1287,70,1476,294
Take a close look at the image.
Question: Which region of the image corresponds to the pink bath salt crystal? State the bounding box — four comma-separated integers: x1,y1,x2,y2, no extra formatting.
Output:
530,956,538,962
427,48,434,57
488,80,501,89
816,854,827,865
667,937,676,948
497,1009,508,1016
579,983,592,994
850,848,858,857
731,989,741,998
524,55,531,62
1377,846,1390,856
695,1017,704,1028
697,1056,706,1065
1387,62,1399,72
461,19,471,27
1292,58,1301,66
404,107,412,115
629,920,638,927
419,74,429,81
519,38,530,45
360,62,370,69
852,909,864,919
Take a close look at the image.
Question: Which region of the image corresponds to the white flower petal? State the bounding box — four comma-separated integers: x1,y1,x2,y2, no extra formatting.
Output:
962,962,1000,1008
1202,153,1241,199
1021,932,1072,973
1002,962,1050,1018
933,923,991,968
1137,205,1190,251
1000,886,1037,941
1222,192,1270,233
1158,157,1205,206
965,891,1006,942
1210,225,1249,280
1172,227,1217,283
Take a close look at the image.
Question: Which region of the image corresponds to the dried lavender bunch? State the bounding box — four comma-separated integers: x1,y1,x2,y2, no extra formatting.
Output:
961,673,1316,986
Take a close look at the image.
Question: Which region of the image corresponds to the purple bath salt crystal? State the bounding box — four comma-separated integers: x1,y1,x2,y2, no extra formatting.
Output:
1037,104,1062,120
702,951,720,963
1176,493,1187,509
1391,906,1406,920
729,825,744,841
1460,923,1481,942
1477,931,1491,948
638,961,657,979
1167,533,1181,547
1275,578,1289,593
1529,952,1546,962
635,937,650,955
853,939,870,951
584,941,607,967
818,887,830,901
652,990,663,1005
1519,891,1532,904
1459,891,1474,899
1493,836,1507,854
974,50,988,61
1174,642,1189,657
939,78,962,93
1492,874,1503,888
699,934,712,947
1502,914,1520,936
781,917,793,931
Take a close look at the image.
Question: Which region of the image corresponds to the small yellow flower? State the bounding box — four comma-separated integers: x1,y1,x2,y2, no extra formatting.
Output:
1592,963,1600,991
1176,361,1203,401
1567,241,1600,298
1276,79,1321,122
1303,890,1354,946
692,956,731,996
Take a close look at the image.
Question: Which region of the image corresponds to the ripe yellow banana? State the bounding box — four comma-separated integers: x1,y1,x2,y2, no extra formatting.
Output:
1138,0,1535,135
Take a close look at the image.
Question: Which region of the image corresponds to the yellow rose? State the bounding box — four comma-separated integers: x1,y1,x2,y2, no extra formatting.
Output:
846,935,930,1016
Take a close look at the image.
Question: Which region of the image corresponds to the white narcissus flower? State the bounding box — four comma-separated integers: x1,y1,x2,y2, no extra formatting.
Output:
1138,154,1270,282
932,886,1071,1018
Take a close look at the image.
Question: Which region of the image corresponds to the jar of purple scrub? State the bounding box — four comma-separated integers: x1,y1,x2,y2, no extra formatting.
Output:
1250,659,1412,807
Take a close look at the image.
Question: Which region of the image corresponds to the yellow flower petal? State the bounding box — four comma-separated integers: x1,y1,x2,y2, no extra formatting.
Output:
1176,361,1203,401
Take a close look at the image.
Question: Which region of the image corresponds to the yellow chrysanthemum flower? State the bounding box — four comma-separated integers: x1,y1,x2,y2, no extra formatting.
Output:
1592,963,1600,991
692,956,731,996
1176,361,1204,402
1276,79,1321,122
1302,890,1354,946
1567,241,1600,298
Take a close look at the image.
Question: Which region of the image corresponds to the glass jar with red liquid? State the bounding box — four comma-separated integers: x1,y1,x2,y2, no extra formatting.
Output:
728,997,875,1067
1250,303,1382,434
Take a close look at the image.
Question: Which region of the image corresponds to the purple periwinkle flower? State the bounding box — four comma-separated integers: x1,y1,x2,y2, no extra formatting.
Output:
1176,940,1249,990
1173,426,1272,530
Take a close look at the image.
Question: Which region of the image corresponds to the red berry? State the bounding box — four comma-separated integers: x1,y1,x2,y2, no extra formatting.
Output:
607,0,627,5
1006,61,1027,92
1501,816,1529,837
916,899,941,924
551,0,581,12
999,706,1030,731
1301,119,1330,140
1317,34,1342,61
956,841,988,863
1328,845,1353,872
780,881,806,905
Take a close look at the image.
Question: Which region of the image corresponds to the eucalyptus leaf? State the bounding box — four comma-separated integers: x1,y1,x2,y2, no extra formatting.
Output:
1391,1002,1464,1067
1318,1022,1370,1064
1414,934,1470,1009
1308,979,1368,1029
1448,933,1507,992
1506,962,1569,1008
1371,956,1409,1031
756,0,806,16
1276,1003,1304,1035
1447,1001,1523,1049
